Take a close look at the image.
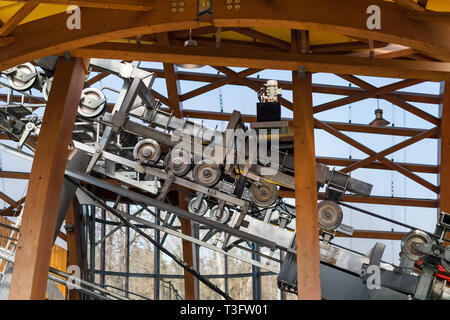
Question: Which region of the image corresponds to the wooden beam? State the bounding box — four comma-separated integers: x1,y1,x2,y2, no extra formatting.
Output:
160,35,198,299
338,74,440,125
439,81,450,216
178,193,198,300
0,171,30,179
346,44,416,59
336,230,406,240
232,28,291,51
16,0,155,11
315,119,439,193
340,127,439,173
407,11,450,23
71,43,450,81
9,57,88,300
0,3,38,37
180,68,260,102
86,72,109,86
278,190,438,208
212,0,449,61
181,109,438,139
0,191,18,207
144,68,439,104
316,156,437,174
393,0,426,11
144,68,440,104
292,30,321,300
163,63,183,117
0,5,198,71
65,199,84,300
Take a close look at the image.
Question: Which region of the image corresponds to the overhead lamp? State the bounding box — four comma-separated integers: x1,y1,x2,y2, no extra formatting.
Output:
369,96,390,127
176,29,203,69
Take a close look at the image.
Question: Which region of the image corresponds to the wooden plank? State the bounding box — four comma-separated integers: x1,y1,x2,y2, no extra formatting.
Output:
439,81,450,217
0,3,38,37
16,0,155,11
9,57,88,300
292,30,321,300
72,43,450,81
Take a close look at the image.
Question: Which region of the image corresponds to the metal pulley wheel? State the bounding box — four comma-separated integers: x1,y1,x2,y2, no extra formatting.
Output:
193,160,221,187
78,88,107,118
401,230,432,261
317,200,343,231
165,149,192,176
6,63,37,91
42,77,52,101
441,246,450,273
210,205,230,223
133,139,161,164
188,197,208,216
249,181,278,208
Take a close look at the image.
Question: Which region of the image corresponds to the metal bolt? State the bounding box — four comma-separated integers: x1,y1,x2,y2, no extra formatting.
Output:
179,7,184,12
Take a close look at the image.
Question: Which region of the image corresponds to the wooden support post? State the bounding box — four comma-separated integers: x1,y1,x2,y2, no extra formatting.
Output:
292,30,322,300
65,199,84,300
439,81,450,219
178,192,198,300
160,37,198,299
9,57,89,300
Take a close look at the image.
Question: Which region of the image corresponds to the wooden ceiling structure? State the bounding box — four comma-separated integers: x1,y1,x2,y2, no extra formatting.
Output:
0,0,448,300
